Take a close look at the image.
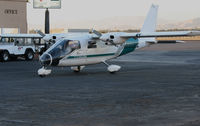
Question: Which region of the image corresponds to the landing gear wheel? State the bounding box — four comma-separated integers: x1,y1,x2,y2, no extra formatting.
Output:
25,50,34,61
103,61,121,73
38,67,52,77
1,51,10,62
109,71,116,74
74,70,80,73
73,66,81,73
39,75,46,78
107,65,121,73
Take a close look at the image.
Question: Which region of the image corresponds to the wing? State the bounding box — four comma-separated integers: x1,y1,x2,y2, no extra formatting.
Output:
0,34,42,38
120,31,200,38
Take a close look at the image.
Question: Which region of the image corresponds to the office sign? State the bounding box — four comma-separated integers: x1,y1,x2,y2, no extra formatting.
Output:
33,0,61,9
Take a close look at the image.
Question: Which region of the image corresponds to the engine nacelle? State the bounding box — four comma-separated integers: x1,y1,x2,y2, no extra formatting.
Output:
100,33,124,45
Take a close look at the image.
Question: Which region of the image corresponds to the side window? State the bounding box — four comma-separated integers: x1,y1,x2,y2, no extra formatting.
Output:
15,38,25,46
25,38,33,45
32,38,40,45
10,38,15,43
88,41,97,48
1,37,9,43
69,40,81,50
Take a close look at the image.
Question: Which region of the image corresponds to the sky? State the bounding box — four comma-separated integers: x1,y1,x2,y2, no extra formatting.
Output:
27,0,200,30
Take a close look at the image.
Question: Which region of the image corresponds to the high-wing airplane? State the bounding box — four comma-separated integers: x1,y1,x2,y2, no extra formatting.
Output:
37,4,200,77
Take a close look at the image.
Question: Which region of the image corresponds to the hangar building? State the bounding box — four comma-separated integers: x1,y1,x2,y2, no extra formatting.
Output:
0,0,28,33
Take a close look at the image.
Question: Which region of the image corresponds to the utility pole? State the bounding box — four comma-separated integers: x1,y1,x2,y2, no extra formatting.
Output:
45,8,50,34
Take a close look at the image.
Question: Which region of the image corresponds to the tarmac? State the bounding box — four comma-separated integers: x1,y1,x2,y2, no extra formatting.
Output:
0,41,200,126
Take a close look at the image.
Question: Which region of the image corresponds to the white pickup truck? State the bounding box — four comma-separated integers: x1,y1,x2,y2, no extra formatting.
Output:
0,34,43,62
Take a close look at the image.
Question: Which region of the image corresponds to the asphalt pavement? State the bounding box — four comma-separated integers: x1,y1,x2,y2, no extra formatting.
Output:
0,48,200,126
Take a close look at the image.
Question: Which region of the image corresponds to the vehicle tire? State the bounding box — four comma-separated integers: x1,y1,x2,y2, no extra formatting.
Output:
25,50,34,61
1,51,10,62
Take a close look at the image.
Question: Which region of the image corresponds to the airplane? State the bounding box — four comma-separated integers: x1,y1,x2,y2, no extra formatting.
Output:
37,4,200,77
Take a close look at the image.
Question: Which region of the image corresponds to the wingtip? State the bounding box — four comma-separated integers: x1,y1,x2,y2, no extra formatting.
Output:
186,31,200,36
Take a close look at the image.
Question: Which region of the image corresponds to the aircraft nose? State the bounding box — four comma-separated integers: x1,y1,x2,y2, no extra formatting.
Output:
40,53,52,66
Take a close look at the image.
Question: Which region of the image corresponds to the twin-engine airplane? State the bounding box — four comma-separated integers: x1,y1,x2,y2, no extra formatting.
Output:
38,4,200,77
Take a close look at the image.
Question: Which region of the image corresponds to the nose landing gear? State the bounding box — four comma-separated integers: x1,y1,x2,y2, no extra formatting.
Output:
38,67,52,77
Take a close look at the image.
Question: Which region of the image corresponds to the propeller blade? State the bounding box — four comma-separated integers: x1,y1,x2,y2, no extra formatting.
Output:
36,30,46,38
92,29,116,46
92,29,102,37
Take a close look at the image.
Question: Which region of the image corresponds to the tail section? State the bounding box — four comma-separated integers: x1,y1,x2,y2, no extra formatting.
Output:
138,4,159,49
141,4,159,33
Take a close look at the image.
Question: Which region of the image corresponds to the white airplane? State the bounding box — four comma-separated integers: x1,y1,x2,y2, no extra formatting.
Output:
37,4,200,77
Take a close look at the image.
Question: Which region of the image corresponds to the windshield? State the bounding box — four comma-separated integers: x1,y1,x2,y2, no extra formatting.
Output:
40,39,80,66
48,39,80,59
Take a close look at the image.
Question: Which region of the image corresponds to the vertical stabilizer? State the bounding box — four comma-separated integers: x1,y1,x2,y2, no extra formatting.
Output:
141,4,159,32
137,4,159,49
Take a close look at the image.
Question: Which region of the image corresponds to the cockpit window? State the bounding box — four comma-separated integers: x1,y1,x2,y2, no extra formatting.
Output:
46,39,80,60
69,40,80,50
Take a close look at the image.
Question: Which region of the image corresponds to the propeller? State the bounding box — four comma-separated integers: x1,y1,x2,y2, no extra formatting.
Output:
92,29,102,37
92,29,117,46
36,30,46,37
36,30,51,42
36,30,52,55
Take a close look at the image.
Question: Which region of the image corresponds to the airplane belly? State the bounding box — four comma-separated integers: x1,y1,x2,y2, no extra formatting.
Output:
58,47,118,67
58,55,116,67
58,58,87,66
85,56,115,65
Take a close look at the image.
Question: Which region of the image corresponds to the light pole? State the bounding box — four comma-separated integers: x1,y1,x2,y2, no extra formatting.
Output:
33,0,61,34
45,8,50,34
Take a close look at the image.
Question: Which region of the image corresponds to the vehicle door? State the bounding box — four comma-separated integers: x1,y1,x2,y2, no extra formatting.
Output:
13,38,26,55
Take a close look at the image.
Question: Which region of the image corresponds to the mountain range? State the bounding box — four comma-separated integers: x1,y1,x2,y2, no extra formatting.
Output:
158,18,200,30
29,17,200,31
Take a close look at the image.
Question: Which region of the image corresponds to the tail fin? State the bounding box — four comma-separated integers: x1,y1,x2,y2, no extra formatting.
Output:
141,4,159,33
137,4,159,49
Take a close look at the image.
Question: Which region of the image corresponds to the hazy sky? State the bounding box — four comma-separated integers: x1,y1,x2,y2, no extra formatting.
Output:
27,0,200,29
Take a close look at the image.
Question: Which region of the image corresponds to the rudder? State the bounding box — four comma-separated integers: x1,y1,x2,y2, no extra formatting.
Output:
141,4,159,33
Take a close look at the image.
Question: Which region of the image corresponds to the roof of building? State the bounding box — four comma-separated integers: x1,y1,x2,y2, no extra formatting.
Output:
0,0,28,2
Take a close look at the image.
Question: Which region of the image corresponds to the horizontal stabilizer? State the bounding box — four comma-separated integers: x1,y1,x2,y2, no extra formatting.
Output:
120,31,200,38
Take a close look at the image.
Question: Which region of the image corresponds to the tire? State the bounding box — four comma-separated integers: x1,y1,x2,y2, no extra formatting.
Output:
109,71,116,74
73,70,80,73
39,75,46,78
73,66,81,73
25,50,34,61
1,51,10,62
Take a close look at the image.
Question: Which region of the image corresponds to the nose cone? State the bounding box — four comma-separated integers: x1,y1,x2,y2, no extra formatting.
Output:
40,53,52,66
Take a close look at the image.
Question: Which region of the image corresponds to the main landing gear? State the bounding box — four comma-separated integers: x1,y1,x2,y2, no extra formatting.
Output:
103,61,121,73
71,66,85,73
